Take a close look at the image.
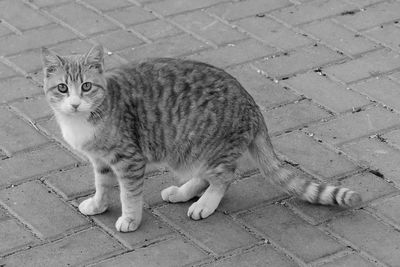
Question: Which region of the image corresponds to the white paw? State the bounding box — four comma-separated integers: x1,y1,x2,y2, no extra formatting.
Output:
187,201,216,220
161,186,182,203
115,216,140,232
78,197,108,215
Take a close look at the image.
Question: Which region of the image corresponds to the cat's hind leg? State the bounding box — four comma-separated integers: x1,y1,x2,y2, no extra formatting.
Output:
161,178,208,203
187,164,235,220
79,158,115,215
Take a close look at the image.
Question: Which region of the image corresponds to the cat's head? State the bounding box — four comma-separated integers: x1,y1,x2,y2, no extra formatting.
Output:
41,45,107,116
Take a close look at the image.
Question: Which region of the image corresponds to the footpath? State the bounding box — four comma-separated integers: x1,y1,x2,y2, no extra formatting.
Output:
1,0,400,266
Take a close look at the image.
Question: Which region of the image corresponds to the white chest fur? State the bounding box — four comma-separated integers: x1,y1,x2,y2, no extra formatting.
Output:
56,114,95,151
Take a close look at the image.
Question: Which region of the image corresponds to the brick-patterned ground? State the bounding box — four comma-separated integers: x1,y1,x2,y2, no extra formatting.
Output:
1,0,400,266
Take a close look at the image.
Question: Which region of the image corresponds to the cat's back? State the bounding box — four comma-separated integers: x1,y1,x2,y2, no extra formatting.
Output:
111,58,257,106
107,57,262,129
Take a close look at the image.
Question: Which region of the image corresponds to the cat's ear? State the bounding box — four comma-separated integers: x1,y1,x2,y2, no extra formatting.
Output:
84,45,104,73
41,47,64,77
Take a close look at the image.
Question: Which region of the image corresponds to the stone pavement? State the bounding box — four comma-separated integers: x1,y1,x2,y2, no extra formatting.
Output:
2,0,400,266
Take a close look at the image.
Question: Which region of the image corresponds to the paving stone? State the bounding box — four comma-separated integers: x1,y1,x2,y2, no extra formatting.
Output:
365,23,400,52
94,237,208,267
289,0,317,3
253,45,345,79
8,39,94,74
382,128,400,150
11,97,52,122
272,131,358,179
327,211,400,267
0,207,8,220
133,20,182,41
84,0,132,11
240,204,344,262
289,172,397,224
0,24,12,38
219,174,287,213
82,188,174,249
335,1,400,31
226,64,300,109
187,39,276,68
345,0,382,6
51,38,94,55
7,50,45,75
0,149,7,160
143,172,175,207
284,72,370,113
302,19,379,55
270,0,356,25
308,106,400,145
323,49,400,83
389,70,400,83
44,165,95,200
206,245,297,267
0,0,51,31
370,195,400,225
92,29,143,52
235,16,312,50
37,117,64,144
342,138,400,185
106,5,156,26
0,218,37,255
48,2,117,35
0,77,41,103
2,0,400,264
0,181,89,239
28,0,70,7
264,100,331,135
350,76,400,112
333,172,397,203
0,107,49,154
206,0,292,21
0,145,78,186
1,228,123,267
320,253,376,267
0,24,77,56
172,11,246,45
0,62,17,79
118,34,209,60
147,0,227,16
156,203,258,255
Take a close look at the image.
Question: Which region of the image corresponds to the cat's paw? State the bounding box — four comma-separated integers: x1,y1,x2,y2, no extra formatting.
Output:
187,201,216,220
161,186,183,203
115,216,140,232
78,197,108,215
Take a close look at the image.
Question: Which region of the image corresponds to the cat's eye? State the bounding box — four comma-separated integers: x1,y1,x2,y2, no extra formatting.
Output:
57,83,68,93
81,82,92,92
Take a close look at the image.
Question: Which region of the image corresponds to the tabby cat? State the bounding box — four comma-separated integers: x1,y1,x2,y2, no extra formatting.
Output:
41,45,361,232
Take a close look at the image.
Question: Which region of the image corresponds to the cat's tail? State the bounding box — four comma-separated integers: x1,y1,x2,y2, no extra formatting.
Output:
248,131,362,207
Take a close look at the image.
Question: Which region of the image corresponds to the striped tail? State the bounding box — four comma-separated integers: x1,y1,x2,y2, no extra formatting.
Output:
248,131,362,207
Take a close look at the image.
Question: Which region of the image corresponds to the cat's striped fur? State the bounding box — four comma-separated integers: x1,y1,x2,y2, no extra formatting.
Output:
41,45,361,232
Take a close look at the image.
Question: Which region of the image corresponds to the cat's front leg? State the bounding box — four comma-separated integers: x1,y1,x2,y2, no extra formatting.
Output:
79,158,115,215
111,153,146,232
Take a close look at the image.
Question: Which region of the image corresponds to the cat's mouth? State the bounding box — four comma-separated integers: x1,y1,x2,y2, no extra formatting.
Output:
62,108,84,116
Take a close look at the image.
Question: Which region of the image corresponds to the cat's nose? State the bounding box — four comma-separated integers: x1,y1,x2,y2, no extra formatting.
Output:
71,103,80,110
